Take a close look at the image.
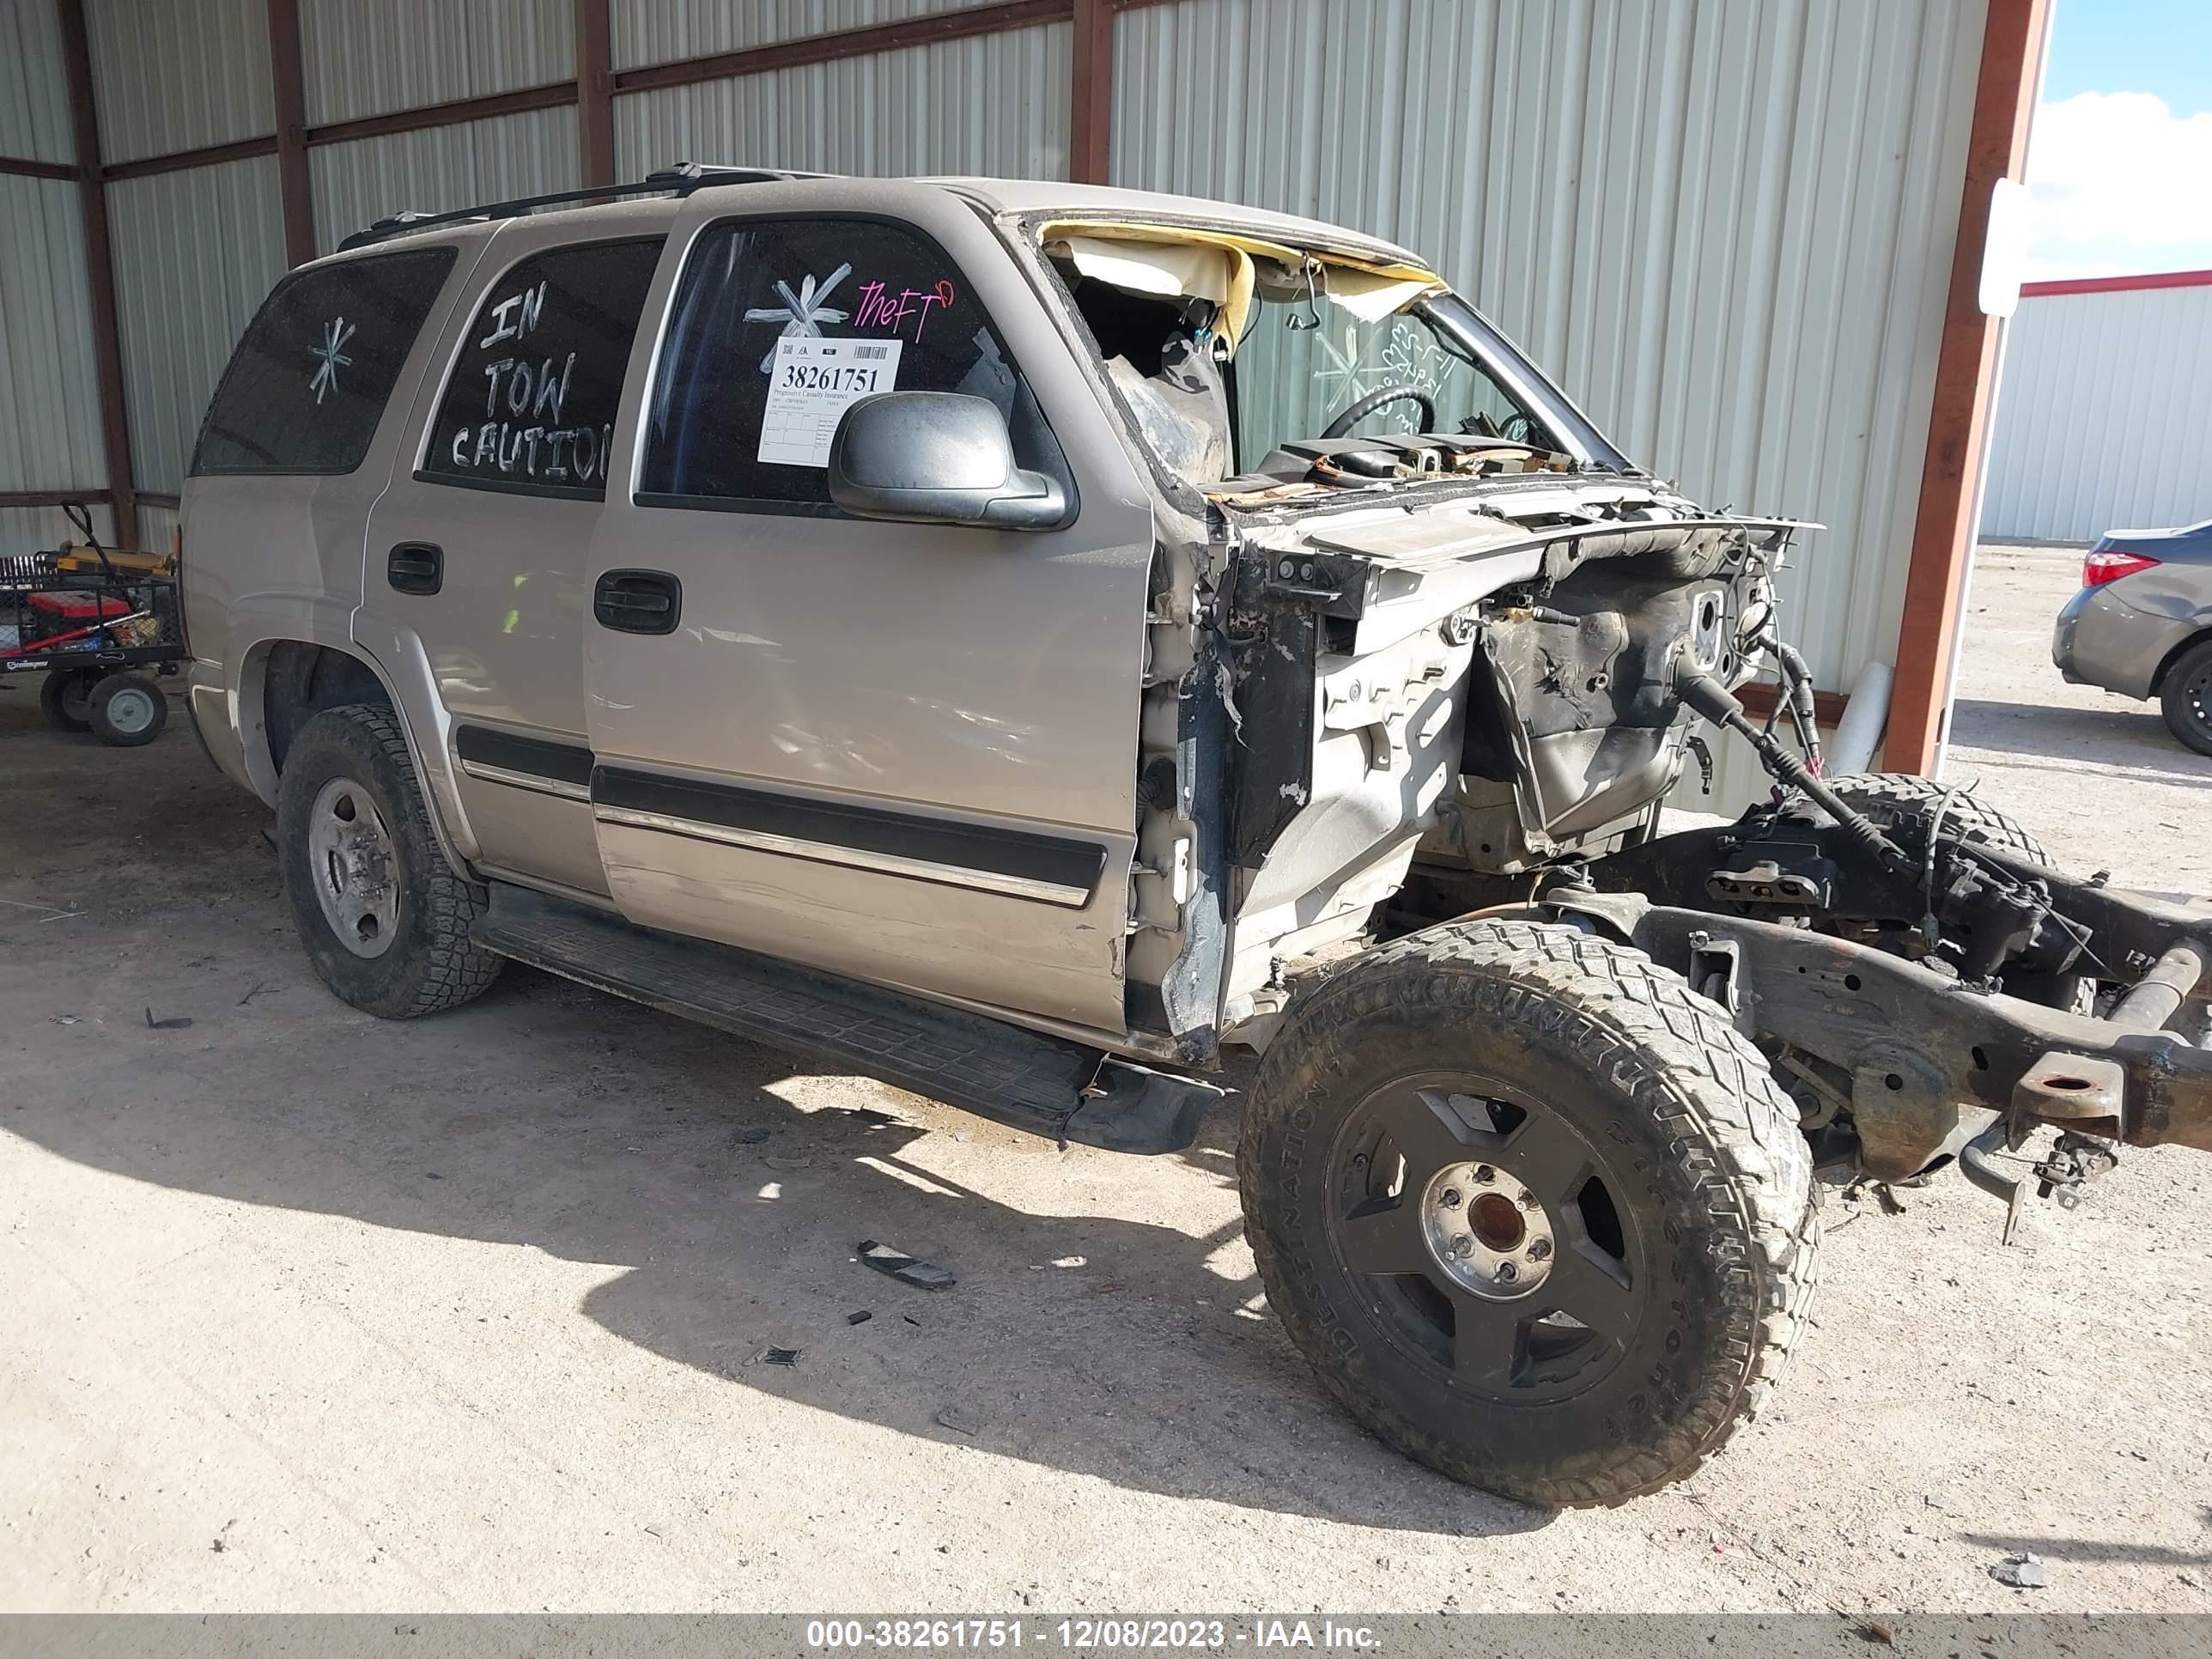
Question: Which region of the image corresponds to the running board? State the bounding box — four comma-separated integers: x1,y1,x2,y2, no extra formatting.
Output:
471,884,1221,1154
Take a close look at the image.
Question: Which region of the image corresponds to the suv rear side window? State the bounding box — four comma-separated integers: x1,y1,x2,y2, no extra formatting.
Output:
640,217,1025,514
191,246,456,477
419,237,664,499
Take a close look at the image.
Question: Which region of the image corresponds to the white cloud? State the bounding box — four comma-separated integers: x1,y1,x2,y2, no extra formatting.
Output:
2023,90,2212,280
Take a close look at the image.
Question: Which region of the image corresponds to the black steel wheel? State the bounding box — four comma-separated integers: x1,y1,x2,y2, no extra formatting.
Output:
2160,637,2212,758
39,667,100,732
1239,918,1818,1508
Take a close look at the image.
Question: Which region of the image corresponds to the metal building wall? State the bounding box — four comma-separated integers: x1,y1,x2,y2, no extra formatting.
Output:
610,0,977,70
310,107,582,254
0,0,74,164
611,23,1072,180
0,174,106,499
106,156,288,496
0,0,104,562
301,0,574,125
1983,281,2212,543
84,0,273,164
1113,0,1986,803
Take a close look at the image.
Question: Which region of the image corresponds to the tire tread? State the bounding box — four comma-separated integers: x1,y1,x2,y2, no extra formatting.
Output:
1240,917,1819,1508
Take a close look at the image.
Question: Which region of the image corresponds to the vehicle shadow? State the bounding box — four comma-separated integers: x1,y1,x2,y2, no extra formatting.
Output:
17,967,1547,1538
1958,1533,2212,1568
0,696,1547,1540
1948,696,2212,786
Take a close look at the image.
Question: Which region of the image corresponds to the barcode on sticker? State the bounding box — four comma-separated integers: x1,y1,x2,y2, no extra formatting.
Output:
854,345,890,360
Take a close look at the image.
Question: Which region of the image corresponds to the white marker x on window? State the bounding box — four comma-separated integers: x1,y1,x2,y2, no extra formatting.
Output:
742,264,852,371
309,317,356,404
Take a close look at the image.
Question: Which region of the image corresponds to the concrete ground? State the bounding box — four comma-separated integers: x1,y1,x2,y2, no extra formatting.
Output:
2,540,2207,1614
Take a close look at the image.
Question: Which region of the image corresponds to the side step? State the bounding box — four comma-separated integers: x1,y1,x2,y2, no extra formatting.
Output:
471,883,1222,1153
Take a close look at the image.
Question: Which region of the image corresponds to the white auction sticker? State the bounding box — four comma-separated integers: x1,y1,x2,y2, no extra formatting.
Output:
756,336,903,467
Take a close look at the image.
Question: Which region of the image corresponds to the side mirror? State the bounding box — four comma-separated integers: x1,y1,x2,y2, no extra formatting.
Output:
827,391,1068,532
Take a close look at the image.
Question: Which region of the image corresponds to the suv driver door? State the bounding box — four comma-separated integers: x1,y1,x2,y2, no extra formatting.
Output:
581,187,1156,1037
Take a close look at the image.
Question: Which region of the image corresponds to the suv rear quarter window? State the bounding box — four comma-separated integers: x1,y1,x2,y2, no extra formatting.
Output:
191,246,456,477
418,237,665,500
639,216,1025,514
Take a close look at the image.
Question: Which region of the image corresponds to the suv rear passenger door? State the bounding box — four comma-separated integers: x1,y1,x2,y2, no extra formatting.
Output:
362,226,663,899
581,190,1156,1036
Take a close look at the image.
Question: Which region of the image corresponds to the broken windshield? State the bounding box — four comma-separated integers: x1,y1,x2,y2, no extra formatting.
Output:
1231,278,1547,463
1045,228,1629,490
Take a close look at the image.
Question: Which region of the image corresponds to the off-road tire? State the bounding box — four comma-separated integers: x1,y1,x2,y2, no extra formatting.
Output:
1818,771,2090,1014
88,672,167,746
1820,772,2052,864
2157,637,2212,757
40,667,98,732
1239,918,1818,1508
276,703,502,1018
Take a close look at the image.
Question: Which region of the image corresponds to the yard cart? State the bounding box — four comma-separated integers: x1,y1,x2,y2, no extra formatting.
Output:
1,503,179,746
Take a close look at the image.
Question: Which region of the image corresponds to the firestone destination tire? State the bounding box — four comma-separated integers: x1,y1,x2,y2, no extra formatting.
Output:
1238,918,1819,1508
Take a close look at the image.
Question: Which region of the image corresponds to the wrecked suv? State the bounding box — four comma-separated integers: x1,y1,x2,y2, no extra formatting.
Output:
182,168,2212,1508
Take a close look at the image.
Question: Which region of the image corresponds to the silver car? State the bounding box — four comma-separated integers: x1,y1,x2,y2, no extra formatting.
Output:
2052,519,2212,754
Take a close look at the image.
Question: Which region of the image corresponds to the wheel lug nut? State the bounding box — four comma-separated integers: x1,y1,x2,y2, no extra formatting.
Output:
1450,1235,1474,1258
1438,1188,1462,1209
1518,1191,1540,1211
1472,1164,1495,1184
1526,1238,1552,1261
1496,1261,1519,1283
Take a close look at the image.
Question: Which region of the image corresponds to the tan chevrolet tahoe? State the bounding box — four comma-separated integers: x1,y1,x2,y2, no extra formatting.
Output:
183,166,2212,1508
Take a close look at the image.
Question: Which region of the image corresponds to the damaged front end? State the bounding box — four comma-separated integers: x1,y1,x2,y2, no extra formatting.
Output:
1177,468,1805,1049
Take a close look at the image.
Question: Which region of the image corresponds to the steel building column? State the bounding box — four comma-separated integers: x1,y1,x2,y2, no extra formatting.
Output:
576,0,614,187
55,0,137,543
1069,0,1115,184
266,0,315,265
1888,0,2051,773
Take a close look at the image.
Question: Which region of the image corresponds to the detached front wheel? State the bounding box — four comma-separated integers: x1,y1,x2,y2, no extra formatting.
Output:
1239,919,1818,1508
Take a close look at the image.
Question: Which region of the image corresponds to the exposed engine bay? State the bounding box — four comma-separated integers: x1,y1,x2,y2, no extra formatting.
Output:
1050,215,2212,1215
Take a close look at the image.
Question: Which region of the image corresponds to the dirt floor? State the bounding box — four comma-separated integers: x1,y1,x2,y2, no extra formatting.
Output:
2,540,2208,1614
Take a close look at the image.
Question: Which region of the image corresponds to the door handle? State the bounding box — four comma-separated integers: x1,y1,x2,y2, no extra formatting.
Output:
386,542,443,595
593,569,684,635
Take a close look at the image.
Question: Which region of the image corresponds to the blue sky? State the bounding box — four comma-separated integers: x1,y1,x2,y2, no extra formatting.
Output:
2027,0,2212,278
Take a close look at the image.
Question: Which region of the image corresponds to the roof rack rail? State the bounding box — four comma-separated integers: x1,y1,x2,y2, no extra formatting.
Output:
337,161,835,252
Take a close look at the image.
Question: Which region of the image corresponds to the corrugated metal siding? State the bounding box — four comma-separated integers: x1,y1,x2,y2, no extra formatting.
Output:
1983,283,2212,542
301,0,574,127
0,503,117,563
107,156,288,495
612,23,1070,180
0,175,106,492
84,0,272,165
310,106,581,255
137,500,179,556
611,0,975,72
0,0,74,163
1115,0,1984,806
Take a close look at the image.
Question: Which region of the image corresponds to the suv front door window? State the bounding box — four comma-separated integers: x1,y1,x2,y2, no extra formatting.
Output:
585,207,1153,1036
638,216,1040,514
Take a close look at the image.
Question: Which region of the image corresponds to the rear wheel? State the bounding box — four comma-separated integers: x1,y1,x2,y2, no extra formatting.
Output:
39,667,99,732
1239,918,1818,1507
1816,772,2088,1013
1820,771,2054,863
2158,638,2212,757
276,703,502,1018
